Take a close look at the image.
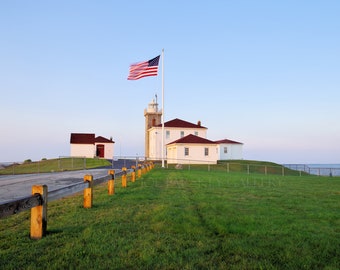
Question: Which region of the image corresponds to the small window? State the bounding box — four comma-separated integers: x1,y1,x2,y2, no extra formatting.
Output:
224,147,228,154
194,131,198,136
180,131,185,138
184,147,189,156
166,130,170,139
204,147,209,156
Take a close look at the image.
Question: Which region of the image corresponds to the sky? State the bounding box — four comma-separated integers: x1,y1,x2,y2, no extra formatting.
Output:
1,0,339,164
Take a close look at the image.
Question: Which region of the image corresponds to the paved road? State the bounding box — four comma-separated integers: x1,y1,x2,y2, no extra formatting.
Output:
0,169,111,204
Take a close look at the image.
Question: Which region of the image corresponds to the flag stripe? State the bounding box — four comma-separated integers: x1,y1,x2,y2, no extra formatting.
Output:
127,55,160,80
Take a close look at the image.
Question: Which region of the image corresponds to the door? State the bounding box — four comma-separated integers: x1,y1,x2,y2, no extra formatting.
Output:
96,144,105,158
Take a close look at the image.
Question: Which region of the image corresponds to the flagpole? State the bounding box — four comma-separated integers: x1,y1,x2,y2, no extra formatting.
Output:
161,48,165,168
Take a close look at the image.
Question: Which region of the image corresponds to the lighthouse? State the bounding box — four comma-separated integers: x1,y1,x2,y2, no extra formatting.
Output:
144,97,162,159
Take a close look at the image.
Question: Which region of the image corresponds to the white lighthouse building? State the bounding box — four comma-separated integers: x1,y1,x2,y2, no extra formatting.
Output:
144,99,244,164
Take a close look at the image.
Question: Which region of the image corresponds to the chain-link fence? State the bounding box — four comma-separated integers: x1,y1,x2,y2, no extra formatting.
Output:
283,164,340,177
1,156,339,177
160,159,340,177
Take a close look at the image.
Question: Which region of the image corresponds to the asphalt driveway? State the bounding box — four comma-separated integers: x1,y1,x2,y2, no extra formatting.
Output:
0,168,110,204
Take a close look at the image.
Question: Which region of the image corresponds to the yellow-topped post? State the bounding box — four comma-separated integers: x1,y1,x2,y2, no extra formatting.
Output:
83,174,93,208
138,164,142,178
108,170,115,195
30,185,47,240
122,167,127,188
131,165,136,182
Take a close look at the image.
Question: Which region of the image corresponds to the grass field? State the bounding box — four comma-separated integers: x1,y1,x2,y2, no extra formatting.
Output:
0,167,339,269
0,158,112,175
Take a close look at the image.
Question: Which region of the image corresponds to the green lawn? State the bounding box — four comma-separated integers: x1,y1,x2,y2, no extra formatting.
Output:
0,168,339,269
0,158,111,175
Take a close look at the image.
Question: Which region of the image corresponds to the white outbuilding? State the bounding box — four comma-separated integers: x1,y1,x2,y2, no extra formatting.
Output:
70,133,114,159
215,139,243,160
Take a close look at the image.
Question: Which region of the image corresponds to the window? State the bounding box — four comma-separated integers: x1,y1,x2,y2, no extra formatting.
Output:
194,131,198,136
180,131,184,138
184,147,189,156
204,147,209,156
224,147,228,154
166,130,170,139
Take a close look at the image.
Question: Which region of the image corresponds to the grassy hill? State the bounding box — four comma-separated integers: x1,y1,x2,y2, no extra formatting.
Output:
166,159,308,176
1,167,339,269
0,158,303,176
0,157,112,175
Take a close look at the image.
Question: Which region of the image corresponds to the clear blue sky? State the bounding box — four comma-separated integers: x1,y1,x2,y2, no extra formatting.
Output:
1,0,339,164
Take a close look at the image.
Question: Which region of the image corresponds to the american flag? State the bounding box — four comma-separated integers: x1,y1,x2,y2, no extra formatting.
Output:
127,55,160,80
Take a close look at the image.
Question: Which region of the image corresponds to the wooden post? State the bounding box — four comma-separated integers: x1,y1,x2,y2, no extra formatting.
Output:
122,167,127,188
131,166,136,182
30,185,47,240
138,164,142,178
108,170,115,195
83,175,93,208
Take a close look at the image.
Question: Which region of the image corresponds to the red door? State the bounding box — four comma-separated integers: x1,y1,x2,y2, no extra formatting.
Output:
96,144,105,158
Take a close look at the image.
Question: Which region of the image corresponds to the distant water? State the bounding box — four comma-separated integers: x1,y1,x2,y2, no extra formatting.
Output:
284,164,340,176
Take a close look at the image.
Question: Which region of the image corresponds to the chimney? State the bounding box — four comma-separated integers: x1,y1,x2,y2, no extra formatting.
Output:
197,120,201,126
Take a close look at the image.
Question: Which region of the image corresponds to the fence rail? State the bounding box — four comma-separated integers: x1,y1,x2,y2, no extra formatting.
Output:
0,162,154,239
0,193,42,218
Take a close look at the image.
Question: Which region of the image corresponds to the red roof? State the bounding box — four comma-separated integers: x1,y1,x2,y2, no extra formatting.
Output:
70,133,95,144
156,118,207,129
95,136,115,143
215,139,243,144
168,134,216,145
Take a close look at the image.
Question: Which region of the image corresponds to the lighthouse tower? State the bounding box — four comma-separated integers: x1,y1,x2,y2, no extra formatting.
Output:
144,97,162,159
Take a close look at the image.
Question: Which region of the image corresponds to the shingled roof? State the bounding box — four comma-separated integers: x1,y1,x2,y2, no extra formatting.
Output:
70,133,95,144
95,136,115,143
70,133,114,144
215,139,243,144
156,118,207,129
168,134,216,145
